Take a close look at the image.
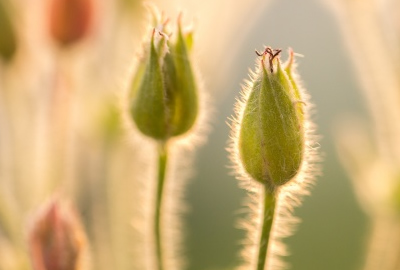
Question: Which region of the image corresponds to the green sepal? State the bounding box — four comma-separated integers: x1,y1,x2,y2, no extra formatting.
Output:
183,30,193,52
163,23,198,136
285,50,305,123
131,32,169,140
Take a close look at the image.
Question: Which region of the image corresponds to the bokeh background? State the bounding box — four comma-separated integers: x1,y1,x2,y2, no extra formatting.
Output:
0,0,374,269
186,0,368,269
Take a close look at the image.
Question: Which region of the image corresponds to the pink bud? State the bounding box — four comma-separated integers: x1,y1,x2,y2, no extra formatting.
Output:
48,0,93,46
28,199,87,270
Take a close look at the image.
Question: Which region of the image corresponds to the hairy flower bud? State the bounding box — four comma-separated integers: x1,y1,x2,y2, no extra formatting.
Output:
237,48,305,189
0,0,17,62
130,15,198,141
28,199,87,270
49,0,93,46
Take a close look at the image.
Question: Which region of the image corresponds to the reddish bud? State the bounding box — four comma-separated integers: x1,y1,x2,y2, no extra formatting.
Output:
49,0,93,46
28,199,87,270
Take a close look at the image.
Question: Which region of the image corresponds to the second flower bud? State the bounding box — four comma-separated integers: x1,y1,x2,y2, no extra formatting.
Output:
238,48,305,190
130,17,198,141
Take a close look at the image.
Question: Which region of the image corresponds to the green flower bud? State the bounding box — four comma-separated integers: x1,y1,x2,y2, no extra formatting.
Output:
130,16,198,141
237,47,304,189
0,0,17,62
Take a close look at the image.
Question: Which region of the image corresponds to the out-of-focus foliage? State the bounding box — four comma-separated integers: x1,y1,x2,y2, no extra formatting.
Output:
330,0,400,270
0,0,17,62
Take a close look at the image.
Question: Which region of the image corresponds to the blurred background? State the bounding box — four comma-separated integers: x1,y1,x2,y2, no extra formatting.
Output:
188,0,368,269
0,0,375,269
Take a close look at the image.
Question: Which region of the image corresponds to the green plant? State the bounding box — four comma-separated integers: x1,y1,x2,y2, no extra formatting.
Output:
128,8,202,270
229,48,318,270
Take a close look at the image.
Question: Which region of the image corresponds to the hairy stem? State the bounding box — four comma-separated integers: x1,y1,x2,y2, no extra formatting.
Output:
257,186,277,270
155,142,168,270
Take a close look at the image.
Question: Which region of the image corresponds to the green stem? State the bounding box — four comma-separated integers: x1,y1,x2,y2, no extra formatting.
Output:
155,142,168,270
0,191,22,246
0,191,30,270
256,186,277,270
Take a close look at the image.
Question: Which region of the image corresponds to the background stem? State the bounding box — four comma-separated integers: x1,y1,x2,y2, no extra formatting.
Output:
155,142,168,270
257,186,277,270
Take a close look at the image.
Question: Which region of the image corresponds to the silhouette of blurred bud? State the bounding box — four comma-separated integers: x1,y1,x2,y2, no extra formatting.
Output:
28,198,87,270
0,0,17,62
49,0,93,46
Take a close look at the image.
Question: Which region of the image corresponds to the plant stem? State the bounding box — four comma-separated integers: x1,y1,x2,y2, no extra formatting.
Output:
155,142,168,270
0,191,31,270
256,186,277,270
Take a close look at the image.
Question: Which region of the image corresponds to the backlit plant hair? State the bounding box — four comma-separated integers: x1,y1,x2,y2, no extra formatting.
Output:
228,47,319,270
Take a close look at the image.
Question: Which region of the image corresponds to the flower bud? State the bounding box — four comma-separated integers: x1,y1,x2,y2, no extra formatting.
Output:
130,14,198,140
0,0,17,62
237,48,304,189
49,0,93,46
28,199,87,270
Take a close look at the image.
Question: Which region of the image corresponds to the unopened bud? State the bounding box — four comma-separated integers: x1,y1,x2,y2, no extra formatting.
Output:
130,12,198,140
237,48,305,189
49,0,93,46
28,199,87,270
